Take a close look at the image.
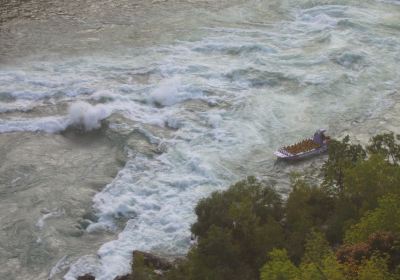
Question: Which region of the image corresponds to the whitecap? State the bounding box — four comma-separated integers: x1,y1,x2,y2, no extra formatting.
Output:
0,116,69,134
68,101,112,131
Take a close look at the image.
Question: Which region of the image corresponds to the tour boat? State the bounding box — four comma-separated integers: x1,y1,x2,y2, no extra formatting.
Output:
274,129,329,160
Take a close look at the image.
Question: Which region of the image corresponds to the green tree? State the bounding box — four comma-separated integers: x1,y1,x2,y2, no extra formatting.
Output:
320,256,347,280
367,132,400,165
343,155,400,215
302,231,332,266
228,196,285,273
260,249,300,280
344,195,400,244
358,256,394,280
189,226,245,280
299,262,326,280
175,177,285,280
323,141,400,244
299,231,346,280
300,257,347,280
192,176,283,238
322,136,366,194
285,179,334,262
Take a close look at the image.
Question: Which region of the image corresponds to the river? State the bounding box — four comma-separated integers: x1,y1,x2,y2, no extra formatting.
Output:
1,0,400,279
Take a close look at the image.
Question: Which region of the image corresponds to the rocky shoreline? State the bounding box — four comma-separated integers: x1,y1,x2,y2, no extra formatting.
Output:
77,251,175,280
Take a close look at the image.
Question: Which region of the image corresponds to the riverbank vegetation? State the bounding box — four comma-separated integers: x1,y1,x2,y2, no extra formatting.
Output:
162,132,400,280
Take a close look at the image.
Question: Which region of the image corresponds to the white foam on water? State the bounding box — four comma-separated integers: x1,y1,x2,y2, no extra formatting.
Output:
0,116,69,133
36,208,65,230
0,101,37,113
10,90,53,101
378,0,400,5
0,102,113,133
207,113,223,128
68,102,111,131
147,77,206,107
66,150,227,280
49,255,70,280
147,78,182,106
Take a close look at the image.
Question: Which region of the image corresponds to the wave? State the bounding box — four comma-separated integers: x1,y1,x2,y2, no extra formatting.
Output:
147,78,206,107
0,116,70,134
0,101,35,113
331,51,366,69
0,102,112,133
224,68,296,88
65,153,224,280
68,102,111,131
192,42,277,56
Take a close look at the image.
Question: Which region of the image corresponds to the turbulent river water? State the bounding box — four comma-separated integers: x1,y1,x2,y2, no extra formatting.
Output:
1,0,400,279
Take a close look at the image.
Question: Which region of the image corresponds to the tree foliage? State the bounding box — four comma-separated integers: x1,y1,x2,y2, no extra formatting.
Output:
285,180,334,261
367,132,400,165
357,256,394,280
322,136,366,193
301,230,332,266
344,195,400,244
260,249,299,280
168,176,285,280
343,156,400,214
192,176,283,238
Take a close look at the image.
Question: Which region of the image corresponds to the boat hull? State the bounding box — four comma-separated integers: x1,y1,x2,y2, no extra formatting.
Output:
274,144,328,160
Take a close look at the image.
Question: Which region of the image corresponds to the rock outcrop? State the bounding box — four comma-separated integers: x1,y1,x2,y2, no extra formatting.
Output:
132,250,173,271
77,275,95,280
77,250,173,280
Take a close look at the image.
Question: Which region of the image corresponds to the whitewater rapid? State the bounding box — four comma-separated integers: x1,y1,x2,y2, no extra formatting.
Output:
1,1,400,279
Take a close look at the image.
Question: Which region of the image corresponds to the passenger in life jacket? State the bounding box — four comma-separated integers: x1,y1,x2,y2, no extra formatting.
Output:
313,129,326,146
